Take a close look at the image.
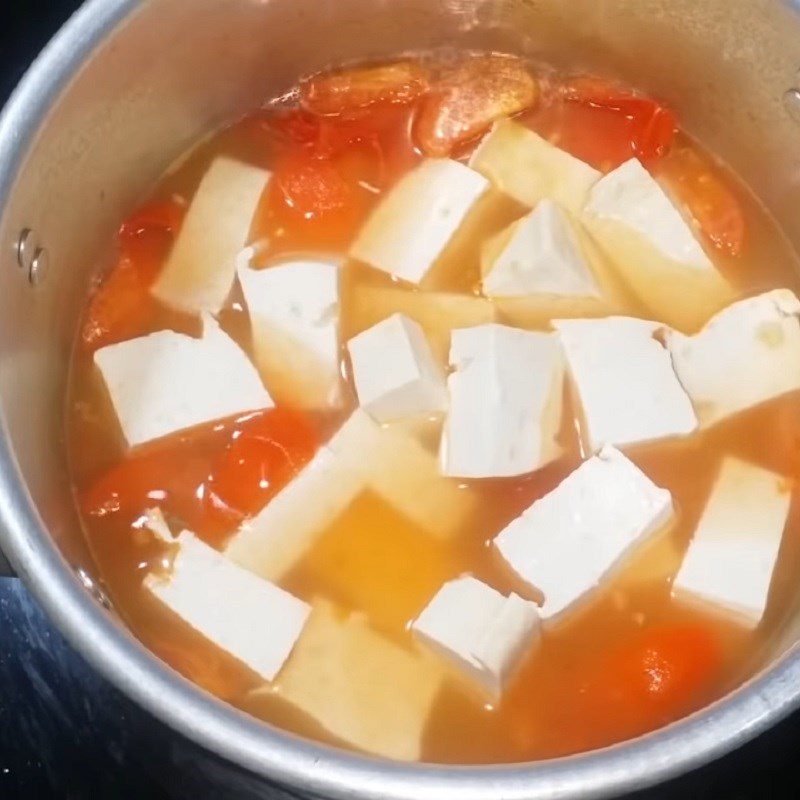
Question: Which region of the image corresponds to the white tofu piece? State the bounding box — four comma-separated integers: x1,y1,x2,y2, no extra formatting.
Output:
238,260,342,409
483,200,602,298
583,158,733,332
441,324,564,478
348,313,447,422
321,411,474,542
266,600,443,762
495,446,674,621
134,507,175,545
349,284,496,363
350,158,489,285
224,445,365,582
226,411,474,581
666,290,800,428
145,532,310,682
94,314,273,448
554,316,697,452
672,458,790,628
152,157,270,315
412,576,540,698
469,118,601,213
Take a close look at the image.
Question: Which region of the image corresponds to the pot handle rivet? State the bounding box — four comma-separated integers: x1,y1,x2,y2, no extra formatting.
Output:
28,246,50,286
15,227,40,272
783,88,800,123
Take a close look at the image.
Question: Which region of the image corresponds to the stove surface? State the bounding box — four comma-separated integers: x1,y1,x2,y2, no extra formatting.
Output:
1,2,800,798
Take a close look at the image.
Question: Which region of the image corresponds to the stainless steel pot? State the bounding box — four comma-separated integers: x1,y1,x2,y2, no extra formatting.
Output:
3,1,800,797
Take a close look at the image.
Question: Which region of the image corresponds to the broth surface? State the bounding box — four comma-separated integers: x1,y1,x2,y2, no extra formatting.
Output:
66,53,800,763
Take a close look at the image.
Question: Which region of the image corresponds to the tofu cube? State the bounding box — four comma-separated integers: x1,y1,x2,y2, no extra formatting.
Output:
412,576,540,698
441,324,565,478
583,158,733,332
152,157,270,315
224,445,365,582
94,314,273,448
347,313,447,422
350,158,489,285
672,457,790,628
495,445,674,621
226,411,474,581
481,199,632,328
266,600,443,761
134,507,175,545
144,532,310,682
238,260,342,410
469,118,601,213
348,284,496,363
666,289,800,428
554,316,697,452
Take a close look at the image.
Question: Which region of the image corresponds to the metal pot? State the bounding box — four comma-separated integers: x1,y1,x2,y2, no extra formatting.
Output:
3,0,800,797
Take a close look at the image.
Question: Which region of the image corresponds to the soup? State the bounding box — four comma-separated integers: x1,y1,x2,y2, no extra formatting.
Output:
66,53,800,764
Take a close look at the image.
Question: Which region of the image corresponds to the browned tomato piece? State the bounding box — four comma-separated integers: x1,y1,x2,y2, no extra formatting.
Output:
300,61,429,115
414,55,539,157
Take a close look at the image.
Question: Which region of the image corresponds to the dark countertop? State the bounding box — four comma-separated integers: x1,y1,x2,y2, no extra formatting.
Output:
2,3,800,798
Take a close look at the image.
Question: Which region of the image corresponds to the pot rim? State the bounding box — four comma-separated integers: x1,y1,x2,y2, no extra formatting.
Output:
2,2,800,798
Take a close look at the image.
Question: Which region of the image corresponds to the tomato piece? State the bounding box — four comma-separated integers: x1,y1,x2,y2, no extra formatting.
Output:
80,440,235,539
556,623,723,750
539,75,677,169
301,61,429,116
415,55,539,157
81,197,185,351
658,146,746,256
207,408,319,519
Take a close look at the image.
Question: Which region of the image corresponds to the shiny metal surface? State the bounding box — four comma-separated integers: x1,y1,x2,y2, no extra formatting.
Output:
3,1,800,798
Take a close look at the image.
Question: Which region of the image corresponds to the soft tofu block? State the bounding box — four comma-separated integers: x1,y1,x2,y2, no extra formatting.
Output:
145,532,310,682
94,314,273,448
152,157,270,315
224,445,365,582
271,600,443,761
583,158,733,332
350,158,489,285
226,411,473,581
349,284,496,362
666,289,800,428
412,576,540,698
469,118,601,213
481,199,631,327
329,411,474,541
348,313,447,422
135,507,175,545
495,446,674,621
672,457,790,627
554,316,697,452
238,260,342,409
442,324,564,478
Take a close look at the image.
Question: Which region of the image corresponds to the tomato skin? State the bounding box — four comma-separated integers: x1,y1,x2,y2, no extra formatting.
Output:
557,623,722,752
300,61,429,115
532,76,677,171
81,197,186,351
207,408,318,518
658,146,746,257
81,409,319,545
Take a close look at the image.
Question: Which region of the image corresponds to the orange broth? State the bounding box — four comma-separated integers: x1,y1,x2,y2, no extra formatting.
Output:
66,53,800,764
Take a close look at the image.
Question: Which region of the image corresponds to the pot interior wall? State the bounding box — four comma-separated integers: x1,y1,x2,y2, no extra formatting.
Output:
2,0,800,659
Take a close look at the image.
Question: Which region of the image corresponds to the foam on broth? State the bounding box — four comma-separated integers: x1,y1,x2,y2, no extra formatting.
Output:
66,53,800,764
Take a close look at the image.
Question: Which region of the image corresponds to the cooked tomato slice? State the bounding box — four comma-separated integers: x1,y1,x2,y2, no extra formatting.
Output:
531,75,677,170
81,197,186,351
207,408,319,519
658,146,746,256
301,61,429,116
414,55,539,157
